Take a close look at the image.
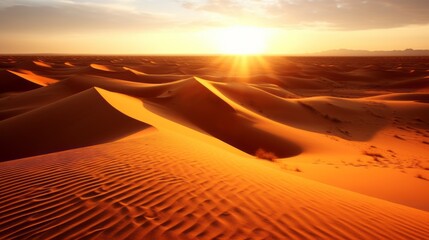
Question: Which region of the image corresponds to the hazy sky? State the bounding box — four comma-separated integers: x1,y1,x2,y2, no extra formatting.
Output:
1,0,429,54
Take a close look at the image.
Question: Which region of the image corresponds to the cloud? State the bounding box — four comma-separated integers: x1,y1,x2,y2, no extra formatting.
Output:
0,0,172,34
2,0,428,34
181,0,429,30
181,0,276,17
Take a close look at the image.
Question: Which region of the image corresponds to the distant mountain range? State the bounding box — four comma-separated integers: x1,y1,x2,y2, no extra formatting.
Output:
310,48,429,56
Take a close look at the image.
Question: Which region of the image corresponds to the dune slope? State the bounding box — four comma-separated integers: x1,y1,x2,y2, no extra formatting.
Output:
148,77,302,158
0,70,42,94
0,55,428,239
0,133,428,239
0,87,152,161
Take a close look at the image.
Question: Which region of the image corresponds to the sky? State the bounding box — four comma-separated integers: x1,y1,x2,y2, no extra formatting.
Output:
1,0,429,54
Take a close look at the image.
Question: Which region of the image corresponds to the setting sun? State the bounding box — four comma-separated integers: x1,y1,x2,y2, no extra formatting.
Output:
1,0,429,239
212,26,270,55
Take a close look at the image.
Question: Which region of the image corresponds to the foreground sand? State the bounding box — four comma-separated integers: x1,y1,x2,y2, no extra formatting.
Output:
0,56,428,239
1,132,429,239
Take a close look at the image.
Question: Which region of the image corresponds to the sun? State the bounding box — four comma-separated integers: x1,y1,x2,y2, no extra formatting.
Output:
212,26,270,55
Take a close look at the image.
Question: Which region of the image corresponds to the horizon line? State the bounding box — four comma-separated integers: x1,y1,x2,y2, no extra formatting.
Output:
2,48,429,57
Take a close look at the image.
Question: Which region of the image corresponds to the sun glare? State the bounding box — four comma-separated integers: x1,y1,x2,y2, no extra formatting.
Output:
212,26,270,55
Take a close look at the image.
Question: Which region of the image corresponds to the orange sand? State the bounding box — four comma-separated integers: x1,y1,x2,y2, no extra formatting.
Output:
0,55,428,239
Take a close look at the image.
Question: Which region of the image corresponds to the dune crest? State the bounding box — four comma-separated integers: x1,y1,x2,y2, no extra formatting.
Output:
90,63,117,72
8,69,58,86
33,60,52,68
366,92,429,102
0,87,153,161
0,55,428,239
0,70,42,94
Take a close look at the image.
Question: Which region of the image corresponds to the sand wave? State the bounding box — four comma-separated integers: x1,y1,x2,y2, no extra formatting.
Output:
0,133,428,239
1,56,428,238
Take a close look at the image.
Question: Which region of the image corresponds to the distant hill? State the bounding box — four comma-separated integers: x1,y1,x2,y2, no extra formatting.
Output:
311,49,429,56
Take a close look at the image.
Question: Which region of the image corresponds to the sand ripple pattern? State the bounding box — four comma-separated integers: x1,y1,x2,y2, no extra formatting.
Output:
0,133,428,240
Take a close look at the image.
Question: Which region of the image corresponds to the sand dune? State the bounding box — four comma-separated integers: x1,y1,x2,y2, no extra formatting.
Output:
146,77,302,157
250,83,300,98
33,60,52,68
64,61,75,67
0,55,428,239
7,69,58,86
0,87,152,161
0,70,42,94
366,92,429,102
0,79,90,120
209,81,388,140
0,133,428,239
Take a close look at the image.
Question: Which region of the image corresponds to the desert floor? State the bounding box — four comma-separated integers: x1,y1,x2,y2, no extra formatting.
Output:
1,56,428,239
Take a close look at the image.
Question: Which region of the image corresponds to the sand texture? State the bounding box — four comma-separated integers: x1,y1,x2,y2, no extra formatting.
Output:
0,56,428,239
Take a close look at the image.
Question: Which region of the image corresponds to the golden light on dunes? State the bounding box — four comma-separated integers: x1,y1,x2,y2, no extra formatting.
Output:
212,26,270,55
212,55,273,78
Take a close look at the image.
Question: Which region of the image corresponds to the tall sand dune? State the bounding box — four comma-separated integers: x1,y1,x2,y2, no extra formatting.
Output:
0,55,428,239
0,87,152,161
148,77,302,158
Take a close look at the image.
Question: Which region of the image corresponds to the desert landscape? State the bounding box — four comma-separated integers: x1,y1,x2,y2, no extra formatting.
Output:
0,55,428,239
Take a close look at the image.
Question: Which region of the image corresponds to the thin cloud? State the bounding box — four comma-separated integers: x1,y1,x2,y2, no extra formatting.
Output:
182,0,429,30
1,0,428,35
0,1,173,34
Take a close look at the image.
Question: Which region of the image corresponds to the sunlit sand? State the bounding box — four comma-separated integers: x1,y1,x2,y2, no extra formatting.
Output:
0,55,428,239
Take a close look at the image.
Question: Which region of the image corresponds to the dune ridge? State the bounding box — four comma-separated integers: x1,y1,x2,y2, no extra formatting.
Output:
365,92,429,102
0,55,428,239
0,87,152,161
0,70,42,94
7,70,58,86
